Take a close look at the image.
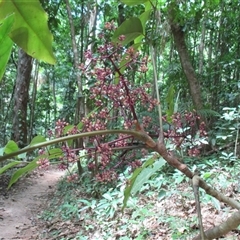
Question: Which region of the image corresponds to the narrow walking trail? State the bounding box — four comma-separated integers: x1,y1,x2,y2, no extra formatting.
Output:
0,168,65,240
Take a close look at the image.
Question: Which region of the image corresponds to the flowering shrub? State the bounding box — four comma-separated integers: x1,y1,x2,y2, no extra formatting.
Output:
37,22,208,183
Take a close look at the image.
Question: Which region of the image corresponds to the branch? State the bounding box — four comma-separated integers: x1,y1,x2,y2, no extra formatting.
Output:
198,177,240,210
193,210,240,240
192,172,207,240
0,129,155,162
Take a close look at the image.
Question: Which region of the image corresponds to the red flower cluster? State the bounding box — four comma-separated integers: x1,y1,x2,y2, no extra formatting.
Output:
163,111,208,156
38,24,208,184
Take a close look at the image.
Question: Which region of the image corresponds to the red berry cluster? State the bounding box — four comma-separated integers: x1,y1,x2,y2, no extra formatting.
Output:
128,159,142,172
55,119,68,138
37,158,49,169
96,170,118,183
67,173,78,182
38,23,209,184
37,149,49,169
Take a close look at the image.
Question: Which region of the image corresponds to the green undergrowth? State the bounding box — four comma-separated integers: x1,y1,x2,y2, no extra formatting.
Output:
38,155,240,240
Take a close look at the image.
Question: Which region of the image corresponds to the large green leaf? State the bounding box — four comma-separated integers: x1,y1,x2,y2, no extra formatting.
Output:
0,14,14,81
4,140,19,154
131,157,166,195
48,148,63,159
134,10,151,44
7,148,62,189
120,0,149,6
123,154,164,209
112,17,143,45
8,159,38,188
0,0,56,64
29,135,46,146
0,161,22,174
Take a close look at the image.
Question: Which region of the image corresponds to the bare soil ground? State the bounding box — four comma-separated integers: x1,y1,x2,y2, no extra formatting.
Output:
0,168,65,240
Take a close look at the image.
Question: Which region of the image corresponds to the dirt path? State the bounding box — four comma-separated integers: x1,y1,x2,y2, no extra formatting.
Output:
0,168,65,240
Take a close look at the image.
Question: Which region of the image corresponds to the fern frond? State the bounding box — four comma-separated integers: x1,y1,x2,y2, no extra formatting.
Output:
197,109,220,118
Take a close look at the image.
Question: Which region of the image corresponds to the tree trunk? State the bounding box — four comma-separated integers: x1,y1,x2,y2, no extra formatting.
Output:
12,48,33,147
65,0,85,123
65,0,86,175
29,60,38,140
198,16,206,75
169,8,203,110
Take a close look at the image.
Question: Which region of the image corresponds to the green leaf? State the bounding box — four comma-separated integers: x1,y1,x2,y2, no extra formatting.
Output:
203,172,212,179
174,89,181,113
120,0,149,6
29,135,46,146
18,152,27,159
0,161,22,174
4,140,19,154
123,154,163,209
112,17,143,45
134,10,151,44
158,190,167,200
8,159,38,188
0,147,4,156
48,148,63,159
77,122,83,130
0,14,14,81
166,85,175,122
63,125,74,135
131,157,166,195
102,193,113,201
0,0,56,64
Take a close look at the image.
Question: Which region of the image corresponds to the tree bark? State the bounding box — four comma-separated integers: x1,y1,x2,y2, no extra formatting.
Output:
12,48,33,147
169,8,203,110
29,60,38,140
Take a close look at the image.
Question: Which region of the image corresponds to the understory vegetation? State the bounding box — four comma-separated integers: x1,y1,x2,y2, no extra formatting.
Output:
38,152,240,239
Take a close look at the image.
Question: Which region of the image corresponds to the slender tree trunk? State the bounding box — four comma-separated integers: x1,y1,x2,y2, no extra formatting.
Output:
52,72,57,121
169,8,203,110
12,48,33,147
65,0,86,175
29,60,38,140
198,16,206,75
65,0,84,123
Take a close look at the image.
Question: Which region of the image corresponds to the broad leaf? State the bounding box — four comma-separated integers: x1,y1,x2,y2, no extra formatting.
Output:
123,154,159,209
48,148,63,159
4,140,19,154
8,158,38,188
29,135,46,146
63,125,74,135
0,0,56,64
131,157,166,195
0,14,14,81
112,17,143,45
134,10,151,44
0,161,22,174
120,0,149,6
